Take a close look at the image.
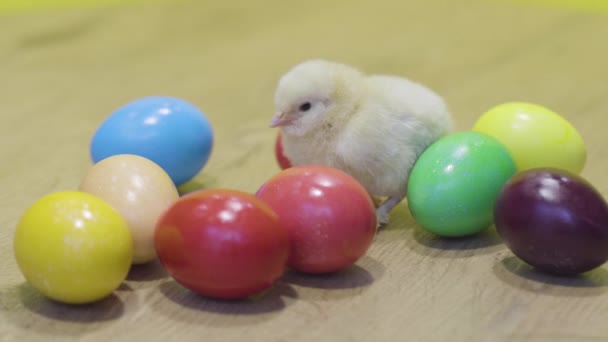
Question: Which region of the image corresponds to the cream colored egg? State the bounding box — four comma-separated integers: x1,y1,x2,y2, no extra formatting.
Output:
79,154,179,264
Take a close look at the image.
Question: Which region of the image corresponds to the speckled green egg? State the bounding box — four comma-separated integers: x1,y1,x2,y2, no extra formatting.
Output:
407,131,516,237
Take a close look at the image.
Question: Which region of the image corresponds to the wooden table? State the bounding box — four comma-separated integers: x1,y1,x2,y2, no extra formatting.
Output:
1,1,607,341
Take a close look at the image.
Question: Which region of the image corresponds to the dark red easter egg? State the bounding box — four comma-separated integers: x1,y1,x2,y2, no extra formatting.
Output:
495,168,608,275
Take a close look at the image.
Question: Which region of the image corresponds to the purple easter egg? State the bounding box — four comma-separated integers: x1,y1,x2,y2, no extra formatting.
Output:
495,168,608,275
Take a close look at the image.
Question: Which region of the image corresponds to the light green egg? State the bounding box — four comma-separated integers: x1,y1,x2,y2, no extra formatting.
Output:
407,131,516,237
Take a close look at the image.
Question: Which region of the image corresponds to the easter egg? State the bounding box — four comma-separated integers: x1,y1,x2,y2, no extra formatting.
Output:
256,165,376,273
14,191,133,304
495,168,608,275
275,131,292,169
90,96,214,186
473,102,586,174
79,154,179,264
154,189,289,299
407,131,516,237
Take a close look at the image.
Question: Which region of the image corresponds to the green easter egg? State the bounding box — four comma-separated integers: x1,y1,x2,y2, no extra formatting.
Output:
407,131,516,237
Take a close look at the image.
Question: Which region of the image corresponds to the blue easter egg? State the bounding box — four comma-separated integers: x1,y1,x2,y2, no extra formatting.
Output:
90,96,214,186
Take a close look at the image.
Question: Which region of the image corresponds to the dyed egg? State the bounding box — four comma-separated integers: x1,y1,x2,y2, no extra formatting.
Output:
473,102,586,174
274,131,292,169
79,154,179,264
90,96,214,186
14,191,133,304
407,131,516,237
495,168,608,275
155,189,289,299
256,165,376,273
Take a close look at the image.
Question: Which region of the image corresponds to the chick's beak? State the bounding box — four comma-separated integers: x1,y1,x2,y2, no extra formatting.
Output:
270,111,293,127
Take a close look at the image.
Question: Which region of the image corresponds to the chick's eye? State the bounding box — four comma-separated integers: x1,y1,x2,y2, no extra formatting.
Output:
299,102,312,112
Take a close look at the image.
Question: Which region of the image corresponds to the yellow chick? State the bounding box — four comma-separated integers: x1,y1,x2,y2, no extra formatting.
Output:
270,59,453,225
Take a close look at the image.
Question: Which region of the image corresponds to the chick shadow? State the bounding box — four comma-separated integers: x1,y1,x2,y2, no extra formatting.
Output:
126,259,169,282
372,202,418,246
493,256,608,297
154,279,298,326
281,256,385,301
3,282,124,336
408,225,505,258
381,201,418,232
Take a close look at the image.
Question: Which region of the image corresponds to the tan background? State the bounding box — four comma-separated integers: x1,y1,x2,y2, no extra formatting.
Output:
1,0,607,341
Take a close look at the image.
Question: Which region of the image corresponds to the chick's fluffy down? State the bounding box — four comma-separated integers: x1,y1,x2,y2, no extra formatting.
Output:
273,59,453,202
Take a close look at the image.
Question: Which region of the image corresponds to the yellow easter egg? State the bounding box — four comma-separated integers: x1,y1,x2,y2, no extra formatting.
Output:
14,191,133,304
473,102,586,173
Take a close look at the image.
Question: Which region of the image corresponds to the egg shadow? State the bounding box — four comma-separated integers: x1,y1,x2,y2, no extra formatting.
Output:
280,256,384,301
154,279,297,326
17,282,125,321
493,256,608,297
116,283,134,291
2,282,124,336
409,225,505,258
127,259,168,282
282,256,384,290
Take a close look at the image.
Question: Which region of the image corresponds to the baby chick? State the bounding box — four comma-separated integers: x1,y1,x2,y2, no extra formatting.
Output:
270,59,453,226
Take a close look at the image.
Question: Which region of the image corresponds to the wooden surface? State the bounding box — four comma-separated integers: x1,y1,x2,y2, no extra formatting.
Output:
1,1,608,341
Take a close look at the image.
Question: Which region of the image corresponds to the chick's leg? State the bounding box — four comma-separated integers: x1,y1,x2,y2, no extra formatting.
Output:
371,196,384,207
376,193,405,227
